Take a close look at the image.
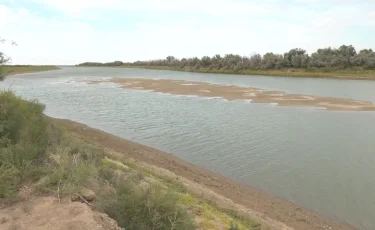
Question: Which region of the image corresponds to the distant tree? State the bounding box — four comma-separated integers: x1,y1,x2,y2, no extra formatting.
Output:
77,44,375,72
166,56,175,64
0,38,12,81
179,58,187,68
351,49,375,69
201,56,211,67
261,53,280,69
0,54,7,81
337,45,356,67
284,48,306,62
249,53,262,69
111,61,124,66
359,49,373,54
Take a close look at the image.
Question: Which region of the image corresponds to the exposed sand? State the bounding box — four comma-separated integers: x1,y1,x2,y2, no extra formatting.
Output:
89,78,375,111
0,197,123,230
53,118,357,230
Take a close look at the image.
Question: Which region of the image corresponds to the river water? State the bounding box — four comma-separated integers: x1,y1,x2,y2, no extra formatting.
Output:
2,67,375,229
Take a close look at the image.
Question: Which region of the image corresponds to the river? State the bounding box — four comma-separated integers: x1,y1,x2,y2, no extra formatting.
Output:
2,67,375,229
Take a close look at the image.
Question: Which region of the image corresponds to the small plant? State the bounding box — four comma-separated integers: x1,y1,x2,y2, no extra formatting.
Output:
97,179,196,230
229,222,239,230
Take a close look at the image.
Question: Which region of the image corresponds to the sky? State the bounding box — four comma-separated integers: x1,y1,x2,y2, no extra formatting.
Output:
0,0,374,65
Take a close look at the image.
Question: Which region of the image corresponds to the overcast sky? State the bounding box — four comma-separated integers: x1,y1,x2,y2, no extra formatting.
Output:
1,0,374,65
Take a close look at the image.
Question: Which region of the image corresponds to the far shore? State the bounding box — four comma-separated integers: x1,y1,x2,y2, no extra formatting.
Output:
3,65,60,76
76,65,375,80
125,66,375,80
54,118,357,230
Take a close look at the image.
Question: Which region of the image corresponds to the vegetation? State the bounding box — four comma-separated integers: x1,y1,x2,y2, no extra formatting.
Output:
77,61,124,67
0,91,49,198
77,45,375,79
0,43,9,80
98,179,195,230
0,88,262,229
2,65,59,75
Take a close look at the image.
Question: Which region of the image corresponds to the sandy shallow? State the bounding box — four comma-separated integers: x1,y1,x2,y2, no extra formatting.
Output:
89,78,375,111
53,118,357,230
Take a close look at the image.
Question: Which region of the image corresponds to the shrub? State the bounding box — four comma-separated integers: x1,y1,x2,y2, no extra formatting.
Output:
229,222,239,230
36,147,97,197
0,91,48,198
97,179,196,230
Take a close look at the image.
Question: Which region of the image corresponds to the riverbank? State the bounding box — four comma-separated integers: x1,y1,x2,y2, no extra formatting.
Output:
54,118,357,230
129,66,375,80
78,65,375,80
3,65,59,75
0,91,264,230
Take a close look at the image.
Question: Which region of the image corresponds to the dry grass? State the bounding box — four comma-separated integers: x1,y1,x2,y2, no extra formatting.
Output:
3,65,59,75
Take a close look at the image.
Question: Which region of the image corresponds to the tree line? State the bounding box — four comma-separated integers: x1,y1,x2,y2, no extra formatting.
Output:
78,45,375,71
77,61,125,67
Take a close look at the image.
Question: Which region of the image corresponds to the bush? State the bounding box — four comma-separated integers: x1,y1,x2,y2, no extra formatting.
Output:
36,146,98,197
229,222,239,230
0,91,48,198
98,179,196,230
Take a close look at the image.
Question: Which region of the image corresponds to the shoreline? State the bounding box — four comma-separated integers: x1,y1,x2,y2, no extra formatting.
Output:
4,66,60,76
76,65,375,80
53,118,357,230
127,66,375,80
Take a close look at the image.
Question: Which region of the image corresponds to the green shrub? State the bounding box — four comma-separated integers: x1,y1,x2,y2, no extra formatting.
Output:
229,222,239,230
36,130,104,196
0,91,48,198
98,179,196,230
36,147,97,196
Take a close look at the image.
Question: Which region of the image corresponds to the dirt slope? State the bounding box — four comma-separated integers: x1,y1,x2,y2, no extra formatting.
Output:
0,197,123,230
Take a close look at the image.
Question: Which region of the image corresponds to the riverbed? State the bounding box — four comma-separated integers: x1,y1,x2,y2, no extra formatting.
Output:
3,67,375,229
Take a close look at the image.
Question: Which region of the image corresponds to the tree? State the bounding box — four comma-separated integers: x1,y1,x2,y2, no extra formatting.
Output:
0,50,9,81
1,38,18,80
78,44,375,72
284,48,306,62
166,56,176,64
201,56,211,67
249,53,262,69
261,53,280,69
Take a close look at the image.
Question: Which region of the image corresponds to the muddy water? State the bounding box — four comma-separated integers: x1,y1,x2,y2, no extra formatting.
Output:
3,67,375,229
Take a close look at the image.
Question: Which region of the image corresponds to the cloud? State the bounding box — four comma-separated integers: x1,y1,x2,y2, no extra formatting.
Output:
1,0,374,64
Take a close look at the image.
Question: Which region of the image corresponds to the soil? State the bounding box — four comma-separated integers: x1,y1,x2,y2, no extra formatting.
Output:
53,118,358,230
0,197,123,230
88,78,375,111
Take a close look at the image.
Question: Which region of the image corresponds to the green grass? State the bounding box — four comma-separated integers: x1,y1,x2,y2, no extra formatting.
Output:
2,65,59,75
0,91,49,199
119,65,375,80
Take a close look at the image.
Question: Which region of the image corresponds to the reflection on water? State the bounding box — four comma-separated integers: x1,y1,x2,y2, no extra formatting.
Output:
3,67,375,229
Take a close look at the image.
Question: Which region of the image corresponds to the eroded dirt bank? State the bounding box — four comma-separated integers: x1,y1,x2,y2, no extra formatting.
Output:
89,78,375,111
54,118,357,230
0,197,122,230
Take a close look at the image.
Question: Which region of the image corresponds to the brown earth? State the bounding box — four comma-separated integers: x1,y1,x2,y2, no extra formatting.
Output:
89,78,375,111
0,197,123,230
53,118,357,230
